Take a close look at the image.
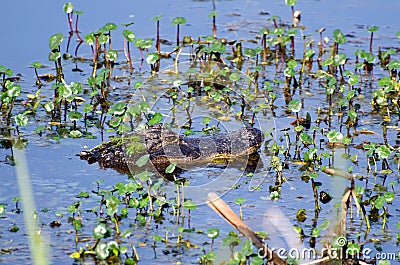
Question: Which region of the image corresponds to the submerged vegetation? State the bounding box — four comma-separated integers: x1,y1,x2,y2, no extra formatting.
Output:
0,0,400,264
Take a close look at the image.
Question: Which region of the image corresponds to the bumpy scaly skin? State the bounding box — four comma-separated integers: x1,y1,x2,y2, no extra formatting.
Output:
80,124,263,174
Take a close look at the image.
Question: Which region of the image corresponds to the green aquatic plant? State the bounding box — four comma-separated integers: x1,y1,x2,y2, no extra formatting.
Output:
171,16,187,46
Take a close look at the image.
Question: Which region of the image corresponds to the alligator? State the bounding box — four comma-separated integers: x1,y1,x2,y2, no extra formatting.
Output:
79,124,263,176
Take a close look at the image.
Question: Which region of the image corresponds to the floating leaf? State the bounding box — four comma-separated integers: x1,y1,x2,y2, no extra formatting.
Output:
85,33,95,45
234,197,246,205
288,99,302,113
244,48,256,58
102,23,118,32
327,130,343,143
146,53,159,65
31,61,42,69
207,228,220,239
49,33,64,50
171,17,187,25
7,83,21,98
93,223,108,239
183,199,197,210
69,130,82,138
109,102,126,116
148,112,162,125
165,162,177,174
311,227,320,237
208,10,218,18
367,25,379,33
136,154,150,167
122,29,135,42
384,191,394,203
68,111,83,121
318,219,330,230
333,29,346,45
63,2,74,13
95,241,110,260
152,13,164,22
48,51,61,61
15,114,28,127
73,219,82,231
285,0,298,6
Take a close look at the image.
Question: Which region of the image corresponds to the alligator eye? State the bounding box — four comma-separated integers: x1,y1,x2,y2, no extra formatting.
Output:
164,135,178,143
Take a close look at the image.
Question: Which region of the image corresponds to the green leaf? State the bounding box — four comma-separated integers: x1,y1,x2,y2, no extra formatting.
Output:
171,17,187,25
15,114,28,127
122,29,135,42
376,145,391,160
7,83,21,98
347,242,361,256
152,13,164,22
327,130,343,143
207,228,220,239
285,0,298,6
93,223,108,239
98,34,109,45
0,66,13,76
68,111,83,121
244,48,256,57
222,235,240,247
318,219,330,230
73,219,82,231
102,23,118,32
63,2,74,13
202,116,211,125
333,29,346,45
305,49,315,58
109,102,126,115
148,112,162,125
146,53,159,65
333,53,347,66
49,33,64,50
234,197,246,205
288,99,302,113
388,59,400,70
300,132,313,145
229,72,241,82
48,51,61,61
44,101,54,112
367,25,379,33
373,195,385,209
31,61,42,69
165,162,177,174
95,241,110,260
311,227,320,237
69,130,82,138
384,191,394,203
106,196,120,216
136,154,150,167
354,185,364,195
85,33,95,45
106,50,118,61
183,199,197,210
241,240,253,257
0,204,5,215
208,10,218,18
153,235,163,242
287,59,297,68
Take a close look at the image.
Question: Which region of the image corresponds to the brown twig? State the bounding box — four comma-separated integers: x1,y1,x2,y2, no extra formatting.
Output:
206,192,286,265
